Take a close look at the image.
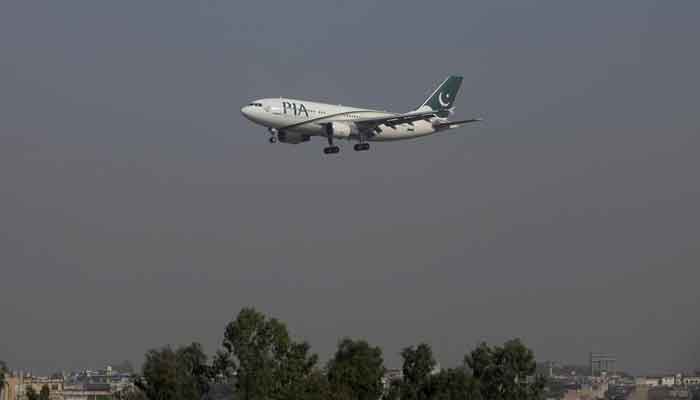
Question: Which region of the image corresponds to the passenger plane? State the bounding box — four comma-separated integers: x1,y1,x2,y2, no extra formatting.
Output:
241,75,481,154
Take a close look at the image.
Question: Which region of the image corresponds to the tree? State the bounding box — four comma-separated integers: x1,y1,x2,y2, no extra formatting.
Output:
326,338,385,400
26,386,39,400
39,385,50,400
401,343,437,400
389,344,481,400
114,389,148,400
176,342,211,398
0,360,7,397
220,307,320,400
136,342,210,400
209,350,236,383
465,339,545,400
428,367,482,400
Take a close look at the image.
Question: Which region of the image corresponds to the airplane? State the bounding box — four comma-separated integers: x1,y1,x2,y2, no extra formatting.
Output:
240,75,481,155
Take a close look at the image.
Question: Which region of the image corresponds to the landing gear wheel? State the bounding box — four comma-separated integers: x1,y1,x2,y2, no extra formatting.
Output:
269,136,277,144
353,143,370,151
323,146,340,154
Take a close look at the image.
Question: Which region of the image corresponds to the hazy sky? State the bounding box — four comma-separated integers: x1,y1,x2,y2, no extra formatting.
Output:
1,1,699,376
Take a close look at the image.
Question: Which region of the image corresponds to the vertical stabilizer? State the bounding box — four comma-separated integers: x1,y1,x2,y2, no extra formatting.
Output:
418,76,463,111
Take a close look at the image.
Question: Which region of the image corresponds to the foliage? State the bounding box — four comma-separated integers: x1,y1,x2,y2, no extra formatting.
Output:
39,385,50,400
210,350,236,383
177,342,211,397
388,344,481,400
114,389,148,400
429,367,482,400
326,338,385,400
0,360,6,393
26,386,38,400
401,343,437,400
465,338,545,400
136,342,210,400
220,307,320,400
131,308,545,400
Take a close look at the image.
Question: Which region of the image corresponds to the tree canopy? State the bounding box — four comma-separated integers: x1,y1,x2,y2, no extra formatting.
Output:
26,386,38,400
465,338,545,400
134,309,545,400
0,360,7,394
387,343,482,400
220,307,320,400
136,342,210,400
326,338,385,400
401,343,437,400
429,367,482,400
39,385,50,400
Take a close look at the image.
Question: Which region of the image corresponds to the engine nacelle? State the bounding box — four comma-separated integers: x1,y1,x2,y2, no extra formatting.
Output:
326,122,357,139
277,131,310,144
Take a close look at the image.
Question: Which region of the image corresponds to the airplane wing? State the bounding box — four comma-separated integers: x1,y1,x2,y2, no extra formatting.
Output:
280,109,446,132
354,109,450,132
280,109,480,136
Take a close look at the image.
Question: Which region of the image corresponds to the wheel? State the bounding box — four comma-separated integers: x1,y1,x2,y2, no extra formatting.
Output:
269,136,277,144
324,146,340,154
354,143,370,151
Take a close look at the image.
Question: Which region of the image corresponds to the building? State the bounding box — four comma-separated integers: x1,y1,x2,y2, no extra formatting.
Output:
20,376,63,400
644,377,663,387
1,373,65,400
1,376,20,400
63,383,112,400
65,366,135,398
648,387,691,400
589,353,616,377
662,376,676,387
682,376,700,386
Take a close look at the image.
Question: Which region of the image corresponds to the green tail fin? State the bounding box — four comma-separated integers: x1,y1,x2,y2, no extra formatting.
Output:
419,75,463,111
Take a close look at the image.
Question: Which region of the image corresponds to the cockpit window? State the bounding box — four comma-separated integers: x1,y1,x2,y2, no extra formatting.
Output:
249,103,263,107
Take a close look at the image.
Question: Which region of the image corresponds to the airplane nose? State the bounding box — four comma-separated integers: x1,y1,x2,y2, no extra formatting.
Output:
241,106,251,117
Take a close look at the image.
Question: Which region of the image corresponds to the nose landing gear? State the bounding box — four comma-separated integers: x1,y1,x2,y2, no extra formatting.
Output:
268,128,278,144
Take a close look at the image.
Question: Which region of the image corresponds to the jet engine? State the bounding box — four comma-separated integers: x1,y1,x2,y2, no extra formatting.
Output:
277,131,310,144
325,122,357,139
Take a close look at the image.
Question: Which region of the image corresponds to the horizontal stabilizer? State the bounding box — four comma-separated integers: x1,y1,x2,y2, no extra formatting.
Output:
434,118,482,129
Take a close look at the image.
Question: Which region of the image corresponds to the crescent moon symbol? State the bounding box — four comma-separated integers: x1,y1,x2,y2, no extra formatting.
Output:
438,92,451,107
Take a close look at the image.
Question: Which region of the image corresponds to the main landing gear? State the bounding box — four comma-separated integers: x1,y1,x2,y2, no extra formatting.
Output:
322,130,371,155
323,134,340,155
353,143,370,151
353,133,370,151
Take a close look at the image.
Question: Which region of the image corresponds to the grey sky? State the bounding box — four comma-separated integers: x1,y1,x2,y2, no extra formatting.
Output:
1,1,698,376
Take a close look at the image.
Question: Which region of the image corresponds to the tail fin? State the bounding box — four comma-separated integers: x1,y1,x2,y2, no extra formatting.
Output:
417,75,463,111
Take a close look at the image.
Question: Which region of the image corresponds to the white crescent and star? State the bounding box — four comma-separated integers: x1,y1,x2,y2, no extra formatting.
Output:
438,92,451,107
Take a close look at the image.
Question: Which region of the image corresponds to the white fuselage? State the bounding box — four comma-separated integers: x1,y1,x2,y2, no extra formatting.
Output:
241,98,439,142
